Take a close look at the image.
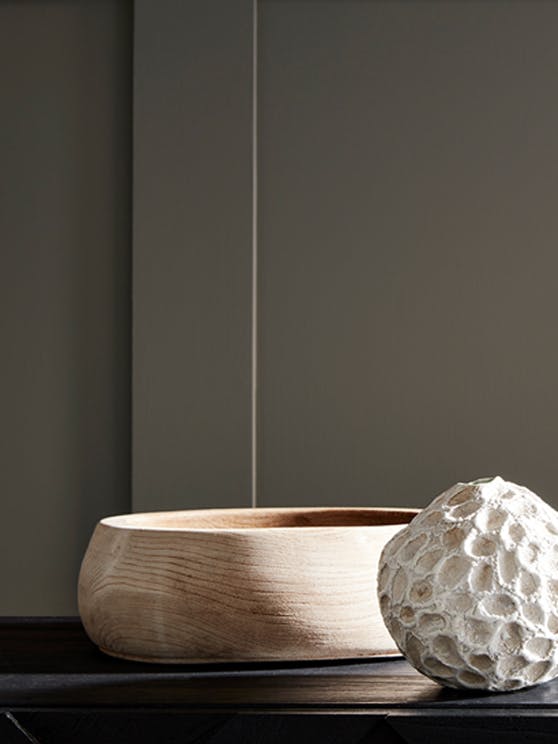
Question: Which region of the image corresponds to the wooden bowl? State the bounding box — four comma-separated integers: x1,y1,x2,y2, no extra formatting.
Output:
78,506,418,663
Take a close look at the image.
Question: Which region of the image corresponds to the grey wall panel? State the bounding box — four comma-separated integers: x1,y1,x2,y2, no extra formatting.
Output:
0,1,132,613
133,1,253,511
259,0,558,509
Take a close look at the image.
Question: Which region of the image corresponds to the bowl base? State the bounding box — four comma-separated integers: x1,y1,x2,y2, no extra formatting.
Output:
98,645,402,665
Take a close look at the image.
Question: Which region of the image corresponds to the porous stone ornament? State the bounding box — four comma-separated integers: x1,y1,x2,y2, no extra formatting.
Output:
378,476,558,691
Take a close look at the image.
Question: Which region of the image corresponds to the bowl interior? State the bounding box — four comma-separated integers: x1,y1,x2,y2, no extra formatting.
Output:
102,507,419,531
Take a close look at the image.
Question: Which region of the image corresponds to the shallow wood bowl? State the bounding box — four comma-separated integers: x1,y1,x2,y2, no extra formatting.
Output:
78,506,419,663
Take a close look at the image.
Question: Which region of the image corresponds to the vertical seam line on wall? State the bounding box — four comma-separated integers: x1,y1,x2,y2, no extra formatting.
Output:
130,0,136,512
129,0,135,512
251,0,259,508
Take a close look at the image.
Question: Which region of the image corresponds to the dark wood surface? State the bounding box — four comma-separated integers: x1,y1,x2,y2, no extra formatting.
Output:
2,618,558,742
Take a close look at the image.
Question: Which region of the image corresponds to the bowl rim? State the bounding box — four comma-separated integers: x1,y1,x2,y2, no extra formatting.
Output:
100,506,420,533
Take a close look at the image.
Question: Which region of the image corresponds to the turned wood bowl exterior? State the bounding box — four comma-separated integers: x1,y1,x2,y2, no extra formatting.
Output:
78,507,419,663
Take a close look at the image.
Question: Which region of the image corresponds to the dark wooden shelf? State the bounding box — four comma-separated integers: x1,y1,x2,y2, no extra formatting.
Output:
1,618,558,742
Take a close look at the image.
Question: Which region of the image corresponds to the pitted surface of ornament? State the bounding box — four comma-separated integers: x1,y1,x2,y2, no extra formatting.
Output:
378,476,558,690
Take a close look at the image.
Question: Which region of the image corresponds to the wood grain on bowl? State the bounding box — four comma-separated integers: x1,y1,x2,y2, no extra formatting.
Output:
78,507,418,663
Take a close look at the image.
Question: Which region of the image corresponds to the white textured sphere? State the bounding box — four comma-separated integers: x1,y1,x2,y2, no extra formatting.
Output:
378,476,558,691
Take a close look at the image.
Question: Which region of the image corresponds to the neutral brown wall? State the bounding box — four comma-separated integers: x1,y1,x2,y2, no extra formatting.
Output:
0,0,131,613
4,0,558,614
133,0,254,513
258,0,558,509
